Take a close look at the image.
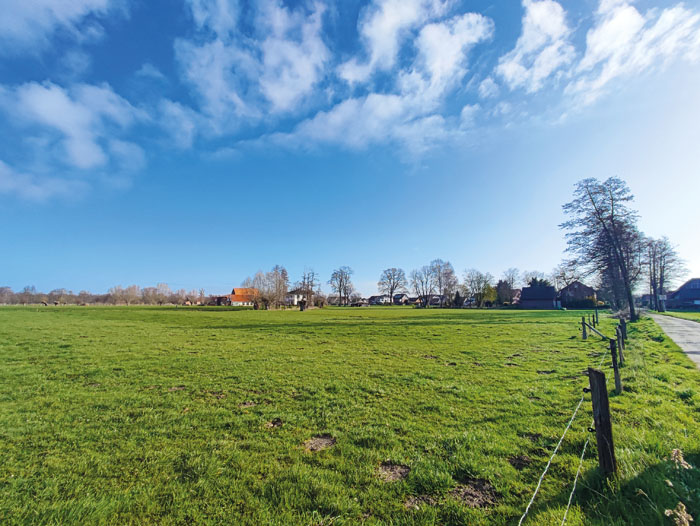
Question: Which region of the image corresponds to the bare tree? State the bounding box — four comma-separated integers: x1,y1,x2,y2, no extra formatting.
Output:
463,269,494,308
550,261,583,290
430,259,458,307
410,266,435,307
295,268,318,308
503,268,521,290
329,266,354,306
645,236,686,311
561,177,644,320
378,268,407,302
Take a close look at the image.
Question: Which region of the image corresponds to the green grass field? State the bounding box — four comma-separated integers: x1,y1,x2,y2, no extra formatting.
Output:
664,311,700,323
0,307,698,525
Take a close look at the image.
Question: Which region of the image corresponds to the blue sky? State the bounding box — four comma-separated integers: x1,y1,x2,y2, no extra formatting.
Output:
1,0,700,296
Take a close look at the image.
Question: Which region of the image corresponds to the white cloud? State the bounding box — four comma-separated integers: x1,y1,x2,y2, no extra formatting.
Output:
176,1,330,128
409,13,493,99
2,81,145,170
478,77,499,98
258,1,330,112
496,0,575,92
0,0,123,54
159,99,200,148
0,160,86,201
185,0,238,39
135,63,167,81
567,1,700,104
338,0,450,84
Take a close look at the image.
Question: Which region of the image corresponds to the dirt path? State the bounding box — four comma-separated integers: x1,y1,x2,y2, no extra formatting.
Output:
650,314,700,369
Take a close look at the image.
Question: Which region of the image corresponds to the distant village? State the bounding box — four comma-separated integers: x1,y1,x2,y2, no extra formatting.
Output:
210,277,700,311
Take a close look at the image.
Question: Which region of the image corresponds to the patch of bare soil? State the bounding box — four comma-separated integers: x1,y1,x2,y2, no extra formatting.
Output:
168,385,186,392
537,370,556,375
508,455,532,470
304,434,336,452
423,355,438,359
404,495,438,510
449,478,499,508
265,418,283,428
508,353,522,358
472,362,483,366
522,433,542,443
378,462,410,482
144,385,160,390
238,401,257,408
505,362,519,367
206,390,226,399
445,362,457,366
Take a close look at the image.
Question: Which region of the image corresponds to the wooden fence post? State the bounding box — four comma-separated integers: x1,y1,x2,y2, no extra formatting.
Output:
588,368,617,475
595,306,599,325
620,319,627,341
609,339,622,393
616,327,624,366
582,316,587,340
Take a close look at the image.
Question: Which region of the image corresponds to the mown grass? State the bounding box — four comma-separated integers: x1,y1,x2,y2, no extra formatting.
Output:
0,306,698,525
663,311,700,323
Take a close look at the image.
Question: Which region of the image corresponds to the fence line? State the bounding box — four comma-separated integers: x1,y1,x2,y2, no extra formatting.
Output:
518,313,620,524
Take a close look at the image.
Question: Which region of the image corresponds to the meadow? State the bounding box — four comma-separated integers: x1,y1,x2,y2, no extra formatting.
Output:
664,311,700,323
0,306,698,525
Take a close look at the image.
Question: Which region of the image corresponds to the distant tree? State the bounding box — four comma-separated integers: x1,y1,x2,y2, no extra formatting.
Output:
550,261,582,290
295,268,318,308
561,177,644,320
410,266,435,307
503,268,521,290
644,237,686,311
123,285,141,305
463,269,494,308
378,268,407,302
329,266,354,306
0,286,12,304
153,283,170,305
495,280,513,305
527,276,552,288
430,259,458,307
522,270,546,286
453,290,463,308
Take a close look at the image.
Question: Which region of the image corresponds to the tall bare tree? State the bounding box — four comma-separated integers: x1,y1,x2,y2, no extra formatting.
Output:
561,177,644,320
645,237,686,311
410,266,435,307
329,266,354,306
378,268,407,302
430,259,458,306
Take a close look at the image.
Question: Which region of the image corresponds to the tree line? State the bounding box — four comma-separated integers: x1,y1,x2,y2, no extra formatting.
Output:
0,178,685,312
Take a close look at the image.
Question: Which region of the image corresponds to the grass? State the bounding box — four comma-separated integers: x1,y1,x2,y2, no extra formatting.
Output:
0,306,698,525
662,311,700,323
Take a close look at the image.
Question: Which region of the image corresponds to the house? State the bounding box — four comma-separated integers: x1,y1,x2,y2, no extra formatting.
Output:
666,278,700,309
368,295,391,305
228,287,258,306
393,293,409,305
519,286,560,309
558,281,597,308
428,294,446,306
407,297,422,306
351,298,369,307
285,288,306,306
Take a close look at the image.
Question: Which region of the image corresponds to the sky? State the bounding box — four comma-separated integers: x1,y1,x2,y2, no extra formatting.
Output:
1,0,700,296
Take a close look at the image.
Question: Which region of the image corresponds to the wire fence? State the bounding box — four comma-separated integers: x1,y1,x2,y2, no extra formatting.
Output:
517,313,628,525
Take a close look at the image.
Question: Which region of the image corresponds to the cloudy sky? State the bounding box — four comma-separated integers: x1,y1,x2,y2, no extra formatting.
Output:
1,0,699,295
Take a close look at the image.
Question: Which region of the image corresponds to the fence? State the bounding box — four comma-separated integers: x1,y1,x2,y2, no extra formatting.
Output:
518,312,629,525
